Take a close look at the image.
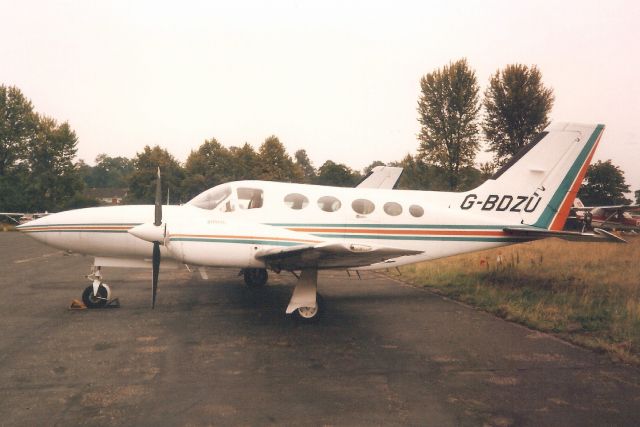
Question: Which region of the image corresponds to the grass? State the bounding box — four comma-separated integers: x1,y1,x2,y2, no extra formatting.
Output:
398,236,640,364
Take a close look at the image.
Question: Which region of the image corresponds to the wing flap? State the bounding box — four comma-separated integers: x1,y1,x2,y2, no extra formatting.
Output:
503,227,626,243
255,242,422,270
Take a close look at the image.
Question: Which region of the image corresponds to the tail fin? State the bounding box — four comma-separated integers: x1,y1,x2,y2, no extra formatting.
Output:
459,123,604,230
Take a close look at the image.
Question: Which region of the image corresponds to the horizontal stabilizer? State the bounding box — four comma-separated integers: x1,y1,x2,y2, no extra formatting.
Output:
255,242,422,270
503,227,626,243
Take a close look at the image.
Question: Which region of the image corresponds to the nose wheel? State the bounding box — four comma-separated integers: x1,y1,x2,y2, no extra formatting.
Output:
81,283,112,308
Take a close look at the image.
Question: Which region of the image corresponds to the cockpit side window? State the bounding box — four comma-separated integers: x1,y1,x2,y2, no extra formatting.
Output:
237,188,264,209
188,185,232,210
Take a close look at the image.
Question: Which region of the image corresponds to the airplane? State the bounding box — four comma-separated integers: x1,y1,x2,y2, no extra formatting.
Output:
1,212,49,224
569,198,640,232
16,123,624,322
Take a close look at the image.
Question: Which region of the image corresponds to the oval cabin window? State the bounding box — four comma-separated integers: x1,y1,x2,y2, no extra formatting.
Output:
317,196,341,212
409,205,424,217
383,202,402,216
352,199,375,215
284,193,309,210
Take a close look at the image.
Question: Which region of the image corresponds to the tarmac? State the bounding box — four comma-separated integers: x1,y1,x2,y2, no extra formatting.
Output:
1,232,640,426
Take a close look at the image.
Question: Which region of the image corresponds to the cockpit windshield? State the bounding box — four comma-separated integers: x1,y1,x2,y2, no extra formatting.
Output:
188,185,232,210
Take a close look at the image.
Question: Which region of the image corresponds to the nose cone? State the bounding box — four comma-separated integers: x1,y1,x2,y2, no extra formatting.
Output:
15,213,57,244
128,222,165,243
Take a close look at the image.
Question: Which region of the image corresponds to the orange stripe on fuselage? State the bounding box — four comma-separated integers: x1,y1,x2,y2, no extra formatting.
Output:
549,128,604,231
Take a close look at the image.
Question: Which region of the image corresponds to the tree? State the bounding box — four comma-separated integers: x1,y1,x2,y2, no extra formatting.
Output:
483,64,554,166
636,189,640,205
229,143,260,181
0,85,39,211
363,160,385,176
294,149,316,183
417,58,481,190
257,136,301,182
577,160,631,206
127,145,185,203
0,85,38,177
86,154,134,188
183,138,234,199
315,160,360,187
23,117,84,211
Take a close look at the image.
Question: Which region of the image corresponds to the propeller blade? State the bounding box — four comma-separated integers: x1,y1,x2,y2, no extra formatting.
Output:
152,241,160,309
154,167,162,226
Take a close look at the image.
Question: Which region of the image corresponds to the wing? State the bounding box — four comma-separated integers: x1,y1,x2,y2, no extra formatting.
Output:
572,204,640,212
504,227,626,243
255,242,422,271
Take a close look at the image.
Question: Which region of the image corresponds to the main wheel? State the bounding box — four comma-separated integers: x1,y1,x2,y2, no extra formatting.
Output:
243,268,268,288
81,284,111,308
293,294,324,323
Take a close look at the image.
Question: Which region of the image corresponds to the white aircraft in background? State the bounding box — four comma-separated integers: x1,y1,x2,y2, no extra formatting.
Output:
17,123,623,321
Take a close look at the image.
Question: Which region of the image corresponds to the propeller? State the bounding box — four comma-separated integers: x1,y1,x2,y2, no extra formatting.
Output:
152,167,162,309
127,167,168,308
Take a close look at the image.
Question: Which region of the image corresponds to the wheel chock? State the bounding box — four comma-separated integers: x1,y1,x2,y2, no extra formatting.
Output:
69,299,87,310
105,298,120,308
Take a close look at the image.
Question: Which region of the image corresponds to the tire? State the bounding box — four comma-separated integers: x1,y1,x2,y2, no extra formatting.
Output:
243,268,268,287
82,284,110,308
293,294,324,323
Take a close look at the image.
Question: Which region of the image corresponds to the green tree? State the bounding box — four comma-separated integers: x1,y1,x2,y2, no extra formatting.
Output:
0,85,38,177
635,189,640,205
294,149,316,183
417,58,481,190
229,143,259,181
182,138,234,199
315,160,360,187
483,64,554,165
257,136,301,182
23,117,84,211
577,160,631,206
0,85,39,211
86,154,134,188
363,160,385,176
127,145,185,203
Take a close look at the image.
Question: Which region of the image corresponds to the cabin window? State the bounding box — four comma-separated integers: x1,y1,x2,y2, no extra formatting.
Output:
188,185,232,210
237,188,264,209
409,204,424,218
384,202,402,216
317,196,341,212
352,199,375,215
284,193,309,210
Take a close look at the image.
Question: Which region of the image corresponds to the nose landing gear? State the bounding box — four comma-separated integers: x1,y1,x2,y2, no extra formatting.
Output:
80,266,114,308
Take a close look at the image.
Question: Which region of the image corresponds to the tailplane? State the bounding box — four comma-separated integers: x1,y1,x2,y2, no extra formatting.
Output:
458,123,605,230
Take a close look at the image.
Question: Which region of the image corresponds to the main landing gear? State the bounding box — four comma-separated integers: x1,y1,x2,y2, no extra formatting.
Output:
243,267,324,322
286,269,323,323
243,268,268,287
81,266,113,308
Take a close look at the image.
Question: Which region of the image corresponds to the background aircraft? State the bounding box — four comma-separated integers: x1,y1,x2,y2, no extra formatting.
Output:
16,123,623,321
567,198,640,232
1,212,49,224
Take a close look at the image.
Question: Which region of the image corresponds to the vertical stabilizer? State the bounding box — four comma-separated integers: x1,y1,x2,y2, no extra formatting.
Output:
456,123,604,230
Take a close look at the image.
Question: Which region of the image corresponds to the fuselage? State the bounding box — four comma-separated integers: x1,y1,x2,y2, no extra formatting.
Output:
18,180,530,270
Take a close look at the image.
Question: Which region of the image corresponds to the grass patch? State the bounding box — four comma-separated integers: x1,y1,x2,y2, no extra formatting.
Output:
399,237,640,364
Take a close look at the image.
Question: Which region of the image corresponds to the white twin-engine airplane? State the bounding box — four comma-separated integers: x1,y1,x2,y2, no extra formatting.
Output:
17,123,624,321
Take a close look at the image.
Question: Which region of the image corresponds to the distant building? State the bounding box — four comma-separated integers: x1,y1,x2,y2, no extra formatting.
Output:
84,188,128,205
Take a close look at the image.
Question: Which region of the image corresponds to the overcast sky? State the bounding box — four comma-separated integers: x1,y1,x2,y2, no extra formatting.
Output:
2,0,639,193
